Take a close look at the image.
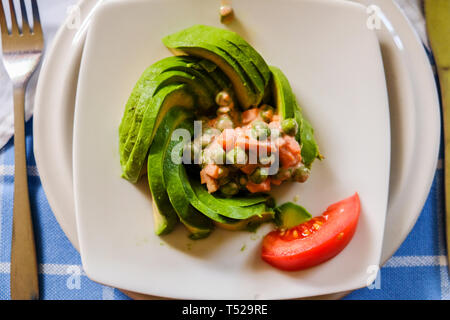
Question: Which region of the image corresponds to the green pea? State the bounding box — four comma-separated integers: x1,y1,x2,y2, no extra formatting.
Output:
292,165,310,183
217,166,229,178
281,118,298,136
275,168,292,180
218,175,232,186
216,106,232,116
259,104,275,122
237,174,248,188
216,114,234,131
249,167,269,184
220,182,239,196
266,196,276,208
259,153,276,166
202,144,226,165
200,128,220,148
251,120,271,141
226,147,247,165
215,91,233,107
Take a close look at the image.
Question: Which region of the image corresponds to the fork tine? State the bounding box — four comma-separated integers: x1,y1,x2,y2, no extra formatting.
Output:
30,0,41,35
19,0,30,33
0,1,9,36
8,0,19,34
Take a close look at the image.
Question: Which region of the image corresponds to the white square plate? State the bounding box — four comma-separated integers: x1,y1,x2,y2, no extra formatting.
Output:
73,0,390,299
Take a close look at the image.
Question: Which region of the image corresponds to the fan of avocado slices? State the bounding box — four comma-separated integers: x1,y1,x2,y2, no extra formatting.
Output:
118,25,321,239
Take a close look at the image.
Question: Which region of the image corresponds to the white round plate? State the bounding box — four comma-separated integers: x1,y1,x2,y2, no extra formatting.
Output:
33,0,440,298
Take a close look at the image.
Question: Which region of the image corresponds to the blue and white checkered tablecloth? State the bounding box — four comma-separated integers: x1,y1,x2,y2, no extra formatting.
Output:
0,1,448,301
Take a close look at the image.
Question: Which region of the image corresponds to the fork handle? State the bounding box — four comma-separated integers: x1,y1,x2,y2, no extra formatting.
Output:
10,85,39,300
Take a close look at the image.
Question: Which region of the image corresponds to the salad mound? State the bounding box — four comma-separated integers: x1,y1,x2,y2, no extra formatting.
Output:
118,25,321,239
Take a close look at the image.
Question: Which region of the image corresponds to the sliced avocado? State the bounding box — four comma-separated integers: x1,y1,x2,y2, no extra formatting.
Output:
122,84,195,182
197,59,232,92
296,104,322,167
120,56,225,175
179,26,267,99
179,170,236,225
165,25,271,92
119,56,200,167
163,115,213,239
212,193,270,207
152,69,215,109
270,65,297,120
274,202,312,229
147,108,192,235
191,180,269,220
164,59,221,97
119,59,173,165
270,65,321,167
163,32,259,108
214,212,274,231
121,64,216,169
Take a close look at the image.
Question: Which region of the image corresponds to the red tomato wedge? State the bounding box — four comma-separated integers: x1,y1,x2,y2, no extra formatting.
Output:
261,193,360,271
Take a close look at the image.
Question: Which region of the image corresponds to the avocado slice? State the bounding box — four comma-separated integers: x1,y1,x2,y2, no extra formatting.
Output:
152,69,215,109
120,56,197,166
121,56,234,182
274,202,312,229
196,59,232,92
179,26,267,98
120,59,217,169
179,170,236,225
147,107,193,235
191,180,271,220
164,25,271,95
162,114,214,239
122,84,195,182
214,212,274,232
163,30,261,108
270,65,297,120
270,65,321,167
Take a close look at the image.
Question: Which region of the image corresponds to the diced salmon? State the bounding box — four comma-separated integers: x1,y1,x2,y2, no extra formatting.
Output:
279,148,300,168
242,108,259,124
270,178,282,186
237,136,276,154
246,179,271,193
200,171,219,193
216,129,236,151
204,164,221,179
284,135,302,157
206,177,219,193
200,169,208,184
240,164,257,175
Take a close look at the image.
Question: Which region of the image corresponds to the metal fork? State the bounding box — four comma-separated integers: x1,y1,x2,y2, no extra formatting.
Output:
0,0,43,300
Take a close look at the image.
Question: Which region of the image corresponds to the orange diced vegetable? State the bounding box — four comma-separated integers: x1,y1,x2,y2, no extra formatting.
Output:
284,135,302,156
240,164,257,175
271,178,282,186
246,179,271,193
242,108,259,124
204,164,221,179
200,169,208,184
279,149,299,168
216,129,236,151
